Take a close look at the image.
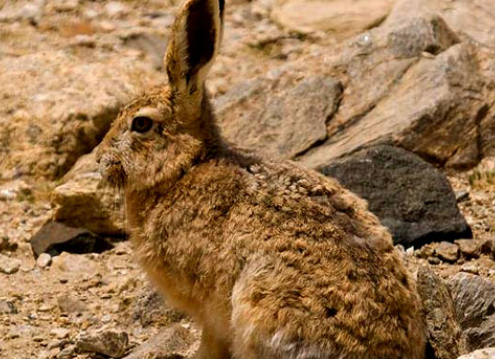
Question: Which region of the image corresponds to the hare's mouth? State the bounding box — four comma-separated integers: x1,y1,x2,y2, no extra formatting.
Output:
98,156,126,189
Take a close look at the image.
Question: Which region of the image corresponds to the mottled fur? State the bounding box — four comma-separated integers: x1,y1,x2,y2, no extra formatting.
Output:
96,0,426,357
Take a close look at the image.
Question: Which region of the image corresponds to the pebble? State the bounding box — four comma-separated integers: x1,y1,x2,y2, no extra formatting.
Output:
76,330,129,358
37,253,52,268
57,296,87,314
434,242,459,263
461,263,480,275
0,254,21,274
51,328,70,340
56,344,75,359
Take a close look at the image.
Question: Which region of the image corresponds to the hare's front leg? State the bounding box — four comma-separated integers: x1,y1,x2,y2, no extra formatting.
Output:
194,323,232,359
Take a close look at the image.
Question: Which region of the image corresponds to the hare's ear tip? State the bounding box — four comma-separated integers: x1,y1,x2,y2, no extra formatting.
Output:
219,0,225,17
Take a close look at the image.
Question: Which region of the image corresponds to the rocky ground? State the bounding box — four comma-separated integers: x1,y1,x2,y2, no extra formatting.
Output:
1,0,495,358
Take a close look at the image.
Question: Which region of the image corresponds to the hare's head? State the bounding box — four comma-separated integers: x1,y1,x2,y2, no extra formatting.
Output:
97,0,224,191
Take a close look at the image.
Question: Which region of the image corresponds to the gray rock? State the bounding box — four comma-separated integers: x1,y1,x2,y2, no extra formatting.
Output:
76,330,129,358
0,254,21,274
319,145,471,247
216,75,342,159
416,267,466,359
435,242,460,263
448,273,495,351
30,222,113,258
123,324,197,359
457,348,495,359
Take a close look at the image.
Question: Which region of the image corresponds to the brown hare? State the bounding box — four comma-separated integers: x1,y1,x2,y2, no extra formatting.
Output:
96,0,426,357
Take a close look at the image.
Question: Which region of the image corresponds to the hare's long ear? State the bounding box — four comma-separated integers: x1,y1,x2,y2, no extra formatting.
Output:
165,0,224,97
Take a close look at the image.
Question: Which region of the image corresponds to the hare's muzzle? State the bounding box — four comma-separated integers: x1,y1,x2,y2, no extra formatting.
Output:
97,153,125,187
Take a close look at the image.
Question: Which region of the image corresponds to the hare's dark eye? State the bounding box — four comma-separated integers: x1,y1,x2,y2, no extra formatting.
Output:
131,116,153,133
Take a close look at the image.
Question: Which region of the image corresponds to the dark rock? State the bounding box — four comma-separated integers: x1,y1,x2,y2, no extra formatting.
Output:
123,324,197,359
435,242,460,263
448,273,495,351
76,330,129,358
417,267,466,359
319,145,471,247
216,75,342,159
30,222,113,258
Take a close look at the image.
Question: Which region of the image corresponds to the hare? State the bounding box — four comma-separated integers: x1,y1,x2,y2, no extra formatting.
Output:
96,0,426,357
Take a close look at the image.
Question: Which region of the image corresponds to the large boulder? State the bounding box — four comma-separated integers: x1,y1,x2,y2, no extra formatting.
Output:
448,273,495,351
320,145,471,247
216,74,342,159
0,50,163,180
52,149,125,236
217,1,495,172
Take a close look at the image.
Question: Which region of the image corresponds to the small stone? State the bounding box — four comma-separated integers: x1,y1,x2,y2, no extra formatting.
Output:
57,296,87,314
71,35,96,48
0,300,18,314
416,244,435,259
105,2,129,17
429,256,441,265
53,252,99,276
481,238,495,258
51,328,70,339
76,330,129,358
57,345,75,359
456,239,482,259
455,190,470,203
0,254,21,274
461,263,480,275
123,324,196,359
435,242,460,263
48,347,60,358
37,253,52,268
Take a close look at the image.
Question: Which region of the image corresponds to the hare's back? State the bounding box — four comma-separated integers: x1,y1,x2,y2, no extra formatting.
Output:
229,160,425,358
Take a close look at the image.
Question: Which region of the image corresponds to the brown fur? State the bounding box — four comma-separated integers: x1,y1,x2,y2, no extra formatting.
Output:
96,0,426,357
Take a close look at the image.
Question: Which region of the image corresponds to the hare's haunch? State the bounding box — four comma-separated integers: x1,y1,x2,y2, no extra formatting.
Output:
97,0,426,357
